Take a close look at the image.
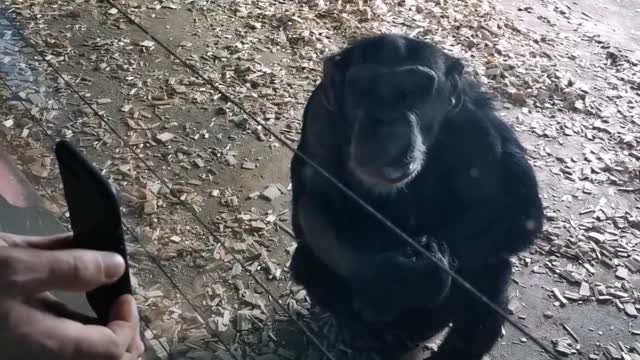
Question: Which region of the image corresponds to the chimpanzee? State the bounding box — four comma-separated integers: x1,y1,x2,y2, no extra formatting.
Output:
288,33,544,360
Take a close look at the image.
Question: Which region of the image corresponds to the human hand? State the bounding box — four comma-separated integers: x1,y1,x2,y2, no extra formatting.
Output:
0,232,144,360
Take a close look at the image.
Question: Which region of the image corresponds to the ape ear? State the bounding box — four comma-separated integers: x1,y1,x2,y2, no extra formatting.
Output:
320,54,342,111
444,57,465,113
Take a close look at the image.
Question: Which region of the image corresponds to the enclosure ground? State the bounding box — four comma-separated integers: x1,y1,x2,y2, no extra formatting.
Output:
0,0,639,359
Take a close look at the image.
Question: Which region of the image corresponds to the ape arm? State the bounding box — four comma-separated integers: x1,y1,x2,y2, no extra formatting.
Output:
292,157,451,283
434,142,543,267
289,87,369,279
293,166,453,324
292,160,452,322
295,193,367,279
290,135,380,282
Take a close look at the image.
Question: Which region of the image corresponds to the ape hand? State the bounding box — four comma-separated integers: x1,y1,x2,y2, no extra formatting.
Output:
350,240,451,323
0,232,144,360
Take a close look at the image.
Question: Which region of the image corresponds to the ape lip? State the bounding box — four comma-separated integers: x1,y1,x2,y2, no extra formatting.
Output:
356,162,419,185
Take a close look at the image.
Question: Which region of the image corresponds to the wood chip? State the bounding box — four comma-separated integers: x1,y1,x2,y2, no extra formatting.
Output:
144,200,158,214
242,161,256,170
624,303,639,318
552,288,569,306
193,158,206,168
563,324,580,343
260,185,281,201
155,132,176,143
543,311,554,319
145,290,164,298
564,291,582,301
225,155,238,166
236,310,254,331
579,282,591,297
615,267,630,280
172,85,187,93
553,337,576,356
626,256,640,273
583,263,596,274
250,221,267,231
603,345,622,360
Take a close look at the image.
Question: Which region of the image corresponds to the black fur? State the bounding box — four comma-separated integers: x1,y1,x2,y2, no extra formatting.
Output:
289,34,544,360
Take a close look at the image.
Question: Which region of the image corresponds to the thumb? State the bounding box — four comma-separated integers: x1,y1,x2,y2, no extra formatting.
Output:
107,295,143,357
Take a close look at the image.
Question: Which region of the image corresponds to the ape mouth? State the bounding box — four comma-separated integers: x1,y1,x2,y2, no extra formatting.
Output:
356,160,421,186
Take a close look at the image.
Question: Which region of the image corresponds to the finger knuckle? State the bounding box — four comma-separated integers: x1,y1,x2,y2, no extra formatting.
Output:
0,251,25,290
102,351,123,360
37,334,74,359
64,333,123,360
67,252,97,284
0,251,9,269
100,337,124,360
0,300,19,328
49,253,78,282
56,331,83,360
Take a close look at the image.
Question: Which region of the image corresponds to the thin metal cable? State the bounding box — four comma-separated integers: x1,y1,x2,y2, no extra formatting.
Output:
1,15,335,360
7,3,559,358
100,2,561,358
0,78,235,360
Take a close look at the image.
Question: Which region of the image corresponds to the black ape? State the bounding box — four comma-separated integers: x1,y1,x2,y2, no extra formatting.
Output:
289,34,544,360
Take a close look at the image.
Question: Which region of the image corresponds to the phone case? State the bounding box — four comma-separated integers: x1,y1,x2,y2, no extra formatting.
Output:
54,140,132,325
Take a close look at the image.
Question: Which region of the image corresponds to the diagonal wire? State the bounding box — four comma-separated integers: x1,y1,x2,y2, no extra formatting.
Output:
5,3,560,359
0,77,235,360
0,12,336,360
14,3,557,359
100,2,562,359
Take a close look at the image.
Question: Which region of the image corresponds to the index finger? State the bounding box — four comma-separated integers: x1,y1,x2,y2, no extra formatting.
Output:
0,231,74,249
0,247,125,296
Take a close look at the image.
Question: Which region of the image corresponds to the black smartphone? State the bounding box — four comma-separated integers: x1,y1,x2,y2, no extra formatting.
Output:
54,140,132,325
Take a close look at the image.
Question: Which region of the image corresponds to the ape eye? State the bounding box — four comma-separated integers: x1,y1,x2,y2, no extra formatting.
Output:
399,89,411,99
394,88,417,104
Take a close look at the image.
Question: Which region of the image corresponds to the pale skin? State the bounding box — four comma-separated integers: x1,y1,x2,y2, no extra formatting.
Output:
0,231,144,360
